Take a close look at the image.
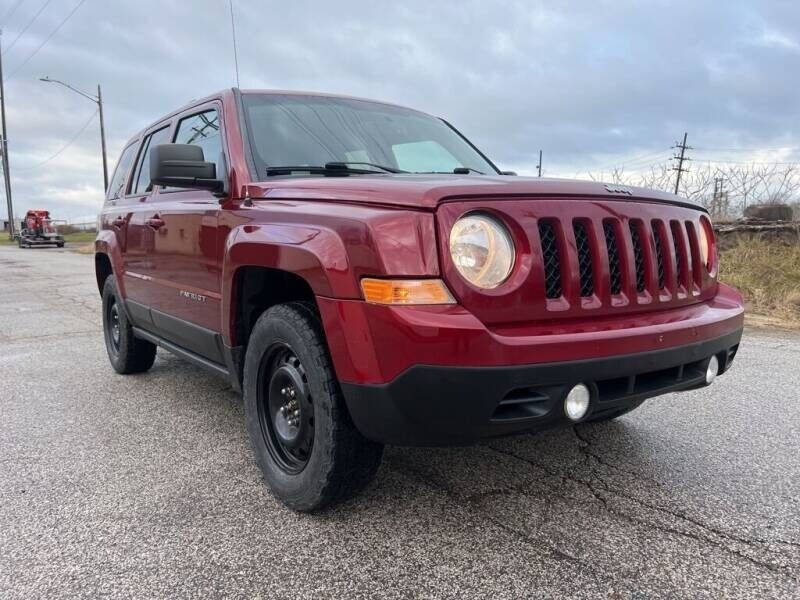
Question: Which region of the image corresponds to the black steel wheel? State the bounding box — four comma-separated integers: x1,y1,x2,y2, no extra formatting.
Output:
107,297,122,356
244,302,384,512
101,276,156,374
258,344,315,474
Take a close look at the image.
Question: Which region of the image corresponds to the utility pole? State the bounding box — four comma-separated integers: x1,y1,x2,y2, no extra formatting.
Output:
537,149,542,177
671,132,692,195
0,30,15,240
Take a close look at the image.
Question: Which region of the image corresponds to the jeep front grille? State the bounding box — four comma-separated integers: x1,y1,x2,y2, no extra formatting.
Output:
535,215,706,301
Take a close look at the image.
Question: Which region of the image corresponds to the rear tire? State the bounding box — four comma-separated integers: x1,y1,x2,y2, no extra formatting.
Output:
243,302,384,512
102,276,156,374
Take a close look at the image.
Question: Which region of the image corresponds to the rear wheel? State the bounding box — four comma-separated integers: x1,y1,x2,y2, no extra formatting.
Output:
244,302,384,512
102,276,156,374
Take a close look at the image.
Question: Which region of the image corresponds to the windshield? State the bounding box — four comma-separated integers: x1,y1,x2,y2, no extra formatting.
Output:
240,93,498,176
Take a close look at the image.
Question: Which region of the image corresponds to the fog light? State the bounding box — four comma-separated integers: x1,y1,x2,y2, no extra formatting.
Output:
564,383,591,421
705,355,719,384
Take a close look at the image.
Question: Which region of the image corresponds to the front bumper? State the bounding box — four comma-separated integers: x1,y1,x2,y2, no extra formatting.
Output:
341,329,742,446
316,282,744,446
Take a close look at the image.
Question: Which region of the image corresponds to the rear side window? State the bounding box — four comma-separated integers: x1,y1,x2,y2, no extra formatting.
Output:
173,109,223,175
130,126,171,195
106,142,139,200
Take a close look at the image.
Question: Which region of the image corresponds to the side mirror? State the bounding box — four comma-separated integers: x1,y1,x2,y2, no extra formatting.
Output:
501,170,517,176
150,144,223,192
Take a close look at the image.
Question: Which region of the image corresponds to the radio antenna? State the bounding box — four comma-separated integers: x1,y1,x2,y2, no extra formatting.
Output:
229,0,241,88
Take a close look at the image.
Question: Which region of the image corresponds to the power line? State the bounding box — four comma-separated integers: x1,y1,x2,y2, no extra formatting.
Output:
592,148,671,172
693,157,800,166
693,145,799,153
0,0,28,27
6,0,87,79
14,107,97,170
3,0,53,55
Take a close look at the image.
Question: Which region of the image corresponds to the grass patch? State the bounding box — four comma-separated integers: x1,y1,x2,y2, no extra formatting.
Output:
719,237,800,325
63,231,96,243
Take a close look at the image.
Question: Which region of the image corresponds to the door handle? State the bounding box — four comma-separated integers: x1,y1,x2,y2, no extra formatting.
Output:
112,217,126,228
146,217,165,230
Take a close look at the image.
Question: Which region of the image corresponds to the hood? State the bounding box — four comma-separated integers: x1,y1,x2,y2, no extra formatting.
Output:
244,174,704,212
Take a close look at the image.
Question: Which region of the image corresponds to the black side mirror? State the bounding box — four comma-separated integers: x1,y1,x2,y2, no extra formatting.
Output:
150,144,223,192
501,170,517,176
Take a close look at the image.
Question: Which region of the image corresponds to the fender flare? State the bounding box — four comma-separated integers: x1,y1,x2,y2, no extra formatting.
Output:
94,232,126,298
221,223,358,344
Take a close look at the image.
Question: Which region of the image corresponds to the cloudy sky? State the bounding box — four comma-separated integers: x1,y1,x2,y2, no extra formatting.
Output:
1,0,799,220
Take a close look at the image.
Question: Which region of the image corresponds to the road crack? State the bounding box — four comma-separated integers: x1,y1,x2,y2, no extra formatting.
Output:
489,438,798,582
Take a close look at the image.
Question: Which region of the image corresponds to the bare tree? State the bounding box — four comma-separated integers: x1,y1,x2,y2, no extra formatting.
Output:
585,160,800,218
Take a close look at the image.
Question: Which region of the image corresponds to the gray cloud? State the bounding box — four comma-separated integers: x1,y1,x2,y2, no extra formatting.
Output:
1,0,799,219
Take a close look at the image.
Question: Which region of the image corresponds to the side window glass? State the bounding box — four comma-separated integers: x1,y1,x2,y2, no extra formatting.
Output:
173,109,223,177
131,126,171,195
106,142,138,200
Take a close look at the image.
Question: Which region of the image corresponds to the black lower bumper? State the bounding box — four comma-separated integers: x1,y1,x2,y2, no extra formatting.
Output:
341,329,743,446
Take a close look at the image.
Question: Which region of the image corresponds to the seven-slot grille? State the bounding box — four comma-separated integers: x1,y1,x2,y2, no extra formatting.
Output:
538,217,706,301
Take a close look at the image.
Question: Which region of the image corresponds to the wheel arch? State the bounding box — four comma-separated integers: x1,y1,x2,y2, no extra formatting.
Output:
221,223,360,347
94,232,124,298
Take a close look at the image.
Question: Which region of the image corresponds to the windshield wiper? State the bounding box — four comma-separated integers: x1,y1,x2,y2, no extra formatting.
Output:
265,164,386,176
417,167,485,175
324,161,407,174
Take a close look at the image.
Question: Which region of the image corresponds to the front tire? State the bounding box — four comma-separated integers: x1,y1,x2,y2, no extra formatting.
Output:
244,302,383,512
102,276,156,374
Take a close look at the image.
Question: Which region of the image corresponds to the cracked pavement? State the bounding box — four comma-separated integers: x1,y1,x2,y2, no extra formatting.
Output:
1,244,798,599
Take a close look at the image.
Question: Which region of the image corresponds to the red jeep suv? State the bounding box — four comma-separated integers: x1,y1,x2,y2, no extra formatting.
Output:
95,89,744,511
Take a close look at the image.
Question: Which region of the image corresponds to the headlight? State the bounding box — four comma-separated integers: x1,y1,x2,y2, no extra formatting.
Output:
698,224,709,265
449,214,515,288
698,217,714,269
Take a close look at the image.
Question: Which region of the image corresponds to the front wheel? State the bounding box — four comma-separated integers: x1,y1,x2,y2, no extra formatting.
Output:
102,276,156,374
243,302,383,512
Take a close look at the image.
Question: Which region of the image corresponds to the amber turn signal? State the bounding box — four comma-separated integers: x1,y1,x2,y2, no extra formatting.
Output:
361,278,456,305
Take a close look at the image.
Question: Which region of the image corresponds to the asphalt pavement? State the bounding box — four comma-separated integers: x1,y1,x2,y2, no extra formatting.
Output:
0,244,798,599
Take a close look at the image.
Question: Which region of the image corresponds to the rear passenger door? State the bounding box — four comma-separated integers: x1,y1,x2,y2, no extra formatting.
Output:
144,104,226,363
101,140,139,268
122,125,173,312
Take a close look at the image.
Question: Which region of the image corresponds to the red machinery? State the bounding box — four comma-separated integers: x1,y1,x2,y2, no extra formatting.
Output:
18,210,64,248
